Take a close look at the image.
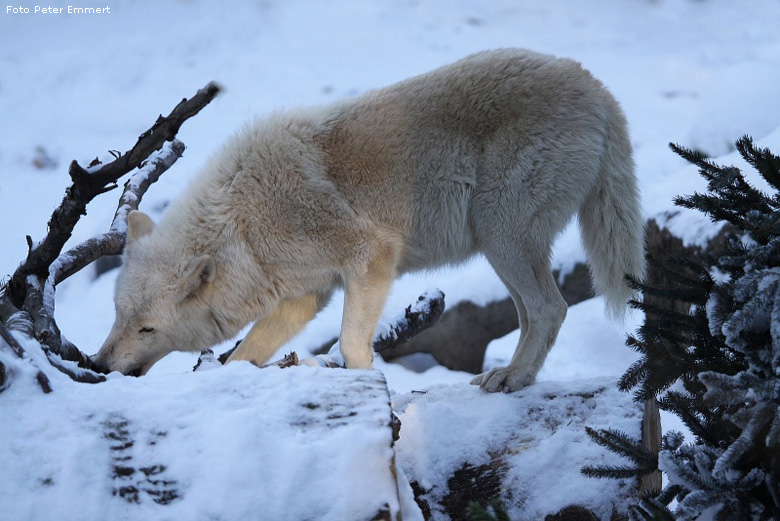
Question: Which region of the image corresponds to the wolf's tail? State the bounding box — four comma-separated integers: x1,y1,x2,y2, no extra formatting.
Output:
578,110,646,320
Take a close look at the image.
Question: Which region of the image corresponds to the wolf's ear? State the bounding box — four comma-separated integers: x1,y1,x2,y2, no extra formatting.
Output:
179,255,216,299
126,211,156,247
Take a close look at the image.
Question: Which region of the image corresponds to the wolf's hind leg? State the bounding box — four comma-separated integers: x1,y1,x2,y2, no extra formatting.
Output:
471,245,567,392
226,291,331,366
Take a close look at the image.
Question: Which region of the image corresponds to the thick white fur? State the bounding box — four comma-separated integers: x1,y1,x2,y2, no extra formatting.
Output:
94,49,645,391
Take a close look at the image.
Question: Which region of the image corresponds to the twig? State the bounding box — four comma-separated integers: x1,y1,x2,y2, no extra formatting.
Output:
259,351,299,369
42,347,105,385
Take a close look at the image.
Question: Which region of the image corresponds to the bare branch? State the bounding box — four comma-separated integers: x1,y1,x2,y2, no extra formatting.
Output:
6,82,220,308
51,139,186,285
91,82,220,187
42,346,105,385
0,359,6,392
4,304,105,385
23,275,60,353
18,274,104,382
0,83,219,385
373,289,445,353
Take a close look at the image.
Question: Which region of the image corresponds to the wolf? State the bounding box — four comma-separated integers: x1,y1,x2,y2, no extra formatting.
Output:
93,49,645,392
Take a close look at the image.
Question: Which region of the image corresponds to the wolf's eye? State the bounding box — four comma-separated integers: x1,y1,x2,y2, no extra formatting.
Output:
139,327,155,334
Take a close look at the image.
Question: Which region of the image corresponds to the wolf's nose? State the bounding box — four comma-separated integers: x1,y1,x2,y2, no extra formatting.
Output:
90,355,110,375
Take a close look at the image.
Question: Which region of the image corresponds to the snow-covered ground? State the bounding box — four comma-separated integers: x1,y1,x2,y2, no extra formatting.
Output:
2,1,780,519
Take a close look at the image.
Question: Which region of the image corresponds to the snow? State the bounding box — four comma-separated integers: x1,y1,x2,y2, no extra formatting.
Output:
393,379,642,520
1,341,401,521
485,297,644,382
2,0,780,519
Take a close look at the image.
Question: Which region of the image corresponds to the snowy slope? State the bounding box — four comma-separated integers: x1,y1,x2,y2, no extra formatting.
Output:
2,1,780,519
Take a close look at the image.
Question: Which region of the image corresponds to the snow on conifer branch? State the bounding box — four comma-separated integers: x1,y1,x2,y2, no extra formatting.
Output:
585,136,780,520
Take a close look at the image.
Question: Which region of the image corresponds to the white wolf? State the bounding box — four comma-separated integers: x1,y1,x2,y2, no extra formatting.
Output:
94,49,645,392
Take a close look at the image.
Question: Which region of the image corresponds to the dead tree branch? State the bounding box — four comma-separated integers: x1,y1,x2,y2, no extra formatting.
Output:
51,139,186,285
3,269,106,384
373,290,445,353
0,82,220,386
5,305,107,385
5,81,220,309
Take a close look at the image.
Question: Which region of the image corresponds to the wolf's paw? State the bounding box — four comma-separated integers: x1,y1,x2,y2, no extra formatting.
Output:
470,366,532,393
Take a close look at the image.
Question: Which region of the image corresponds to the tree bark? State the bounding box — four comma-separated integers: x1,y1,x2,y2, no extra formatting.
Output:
640,398,662,495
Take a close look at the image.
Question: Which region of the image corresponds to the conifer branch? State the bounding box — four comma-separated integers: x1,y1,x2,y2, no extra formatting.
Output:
581,427,658,480
590,137,780,519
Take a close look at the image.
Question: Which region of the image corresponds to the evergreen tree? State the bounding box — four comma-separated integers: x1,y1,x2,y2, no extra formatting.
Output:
583,137,780,520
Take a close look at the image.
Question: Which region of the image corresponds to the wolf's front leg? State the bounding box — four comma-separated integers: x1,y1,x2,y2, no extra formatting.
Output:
340,242,399,369
226,291,331,366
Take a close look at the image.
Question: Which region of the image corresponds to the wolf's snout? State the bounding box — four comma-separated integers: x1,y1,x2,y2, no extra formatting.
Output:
91,350,142,377
93,336,119,374
91,356,110,375
91,347,113,374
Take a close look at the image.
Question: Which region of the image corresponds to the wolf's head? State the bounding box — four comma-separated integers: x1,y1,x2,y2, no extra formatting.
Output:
93,211,220,376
